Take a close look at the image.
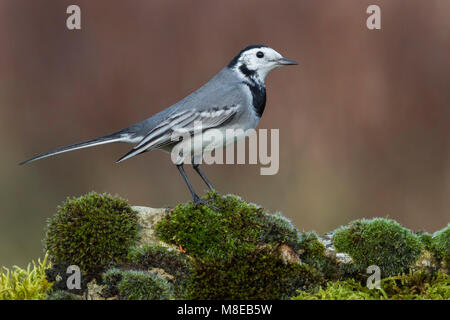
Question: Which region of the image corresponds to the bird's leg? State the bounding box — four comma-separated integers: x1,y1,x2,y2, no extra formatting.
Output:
176,164,213,208
192,163,215,191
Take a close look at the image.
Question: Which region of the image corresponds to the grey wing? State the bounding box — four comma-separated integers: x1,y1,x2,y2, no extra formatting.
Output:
116,75,249,163
116,104,240,162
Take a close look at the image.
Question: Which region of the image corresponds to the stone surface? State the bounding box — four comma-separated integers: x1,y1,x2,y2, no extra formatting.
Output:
319,233,353,264
132,206,171,247
148,267,176,281
86,279,112,300
279,244,302,264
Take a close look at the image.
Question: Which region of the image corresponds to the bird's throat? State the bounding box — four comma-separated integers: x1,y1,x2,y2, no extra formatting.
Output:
237,63,267,118
244,80,266,118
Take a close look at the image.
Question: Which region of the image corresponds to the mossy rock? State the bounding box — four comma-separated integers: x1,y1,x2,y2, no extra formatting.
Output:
44,192,140,277
37,191,448,300
332,218,423,277
155,192,303,261
154,192,324,299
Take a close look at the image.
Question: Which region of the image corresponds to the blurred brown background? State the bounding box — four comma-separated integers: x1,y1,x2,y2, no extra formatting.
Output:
0,0,449,267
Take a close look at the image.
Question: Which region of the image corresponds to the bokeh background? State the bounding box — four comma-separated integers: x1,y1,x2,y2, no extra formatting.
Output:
1,0,449,266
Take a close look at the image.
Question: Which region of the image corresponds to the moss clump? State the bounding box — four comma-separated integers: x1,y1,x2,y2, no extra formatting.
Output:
156,192,302,261
47,290,82,300
298,232,325,260
38,189,446,300
189,246,322,299
155,192,323,299
416,231,433,251
127,244,192,298
101,268,122,297
431,224,450,270
44,192,139,277
333,218,422,277
293,271,449,300
0,254,53,300
296,232,347,280
102,268,174,300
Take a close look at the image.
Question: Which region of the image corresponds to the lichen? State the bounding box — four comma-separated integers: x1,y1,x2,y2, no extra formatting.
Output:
44,192,140,277
332,218,423,277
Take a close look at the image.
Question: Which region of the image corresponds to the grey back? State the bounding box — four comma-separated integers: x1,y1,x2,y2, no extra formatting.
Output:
125,67,249,139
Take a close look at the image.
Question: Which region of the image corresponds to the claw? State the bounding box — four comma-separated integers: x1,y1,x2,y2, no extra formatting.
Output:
193,195,218,211
179,244,186,253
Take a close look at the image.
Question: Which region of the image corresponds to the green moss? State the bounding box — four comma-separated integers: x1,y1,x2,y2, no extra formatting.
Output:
44,192,139,277
298,232,325,259
156,192,302,261
155,192,323,299
0,254,53,300
127,244,191,277
259,212,304,251
293,271,449,300
189,246,323,300
416,231,433,251
333,218,423,277
295,232,341,279
127,244,193,298
431,224,450,269
40,189,446,300
102,268,174,300
101,268,122,297
47,290,82,300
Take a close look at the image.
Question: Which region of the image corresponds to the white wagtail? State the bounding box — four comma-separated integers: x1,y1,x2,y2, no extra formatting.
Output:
21,45,298,206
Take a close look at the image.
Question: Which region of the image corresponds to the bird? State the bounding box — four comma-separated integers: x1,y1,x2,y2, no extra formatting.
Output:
20,45,298,206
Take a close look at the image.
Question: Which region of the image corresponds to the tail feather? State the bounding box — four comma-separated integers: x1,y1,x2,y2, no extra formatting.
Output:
19,133,129,165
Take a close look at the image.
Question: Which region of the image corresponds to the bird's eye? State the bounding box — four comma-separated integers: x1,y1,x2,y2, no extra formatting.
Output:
256,51,264,58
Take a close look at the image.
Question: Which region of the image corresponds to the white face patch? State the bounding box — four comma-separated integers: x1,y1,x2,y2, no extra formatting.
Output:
238,47,283,80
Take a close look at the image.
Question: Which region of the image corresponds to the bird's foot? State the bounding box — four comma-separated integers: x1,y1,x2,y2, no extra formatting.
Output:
193,195,218,211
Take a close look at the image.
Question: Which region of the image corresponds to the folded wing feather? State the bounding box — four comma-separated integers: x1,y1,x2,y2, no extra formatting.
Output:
116,104,238,163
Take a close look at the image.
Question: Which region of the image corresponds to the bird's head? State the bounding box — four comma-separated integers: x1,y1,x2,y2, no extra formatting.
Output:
228,45,298,82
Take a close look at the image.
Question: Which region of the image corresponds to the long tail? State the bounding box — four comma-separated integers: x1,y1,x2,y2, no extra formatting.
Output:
19,132,131,165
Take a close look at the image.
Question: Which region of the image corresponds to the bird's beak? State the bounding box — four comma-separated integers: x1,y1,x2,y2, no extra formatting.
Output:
277,57,299,66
